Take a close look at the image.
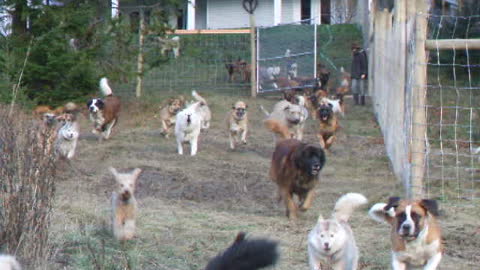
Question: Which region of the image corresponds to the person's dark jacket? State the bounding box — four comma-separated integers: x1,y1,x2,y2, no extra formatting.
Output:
351,49,368,79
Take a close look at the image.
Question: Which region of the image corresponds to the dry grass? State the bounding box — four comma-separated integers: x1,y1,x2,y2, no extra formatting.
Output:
0,106,57,268
25,94,479,269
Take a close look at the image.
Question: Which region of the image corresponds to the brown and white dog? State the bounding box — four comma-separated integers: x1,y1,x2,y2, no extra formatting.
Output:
269,139,326,220
158,95,185,138
369,197,443,270
87,78,121,140
226,101,248,150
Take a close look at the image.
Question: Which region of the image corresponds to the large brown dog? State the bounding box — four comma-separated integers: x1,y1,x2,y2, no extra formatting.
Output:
226,101,248,150
269,139,326,220
158,95,185,138
317,102,339,150
369,197,443,270
87,78,121,140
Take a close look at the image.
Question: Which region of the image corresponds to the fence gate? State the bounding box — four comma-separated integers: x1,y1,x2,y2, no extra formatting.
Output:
256,20,317,93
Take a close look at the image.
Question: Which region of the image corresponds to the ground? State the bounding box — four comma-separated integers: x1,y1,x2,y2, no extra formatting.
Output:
50,94,479,270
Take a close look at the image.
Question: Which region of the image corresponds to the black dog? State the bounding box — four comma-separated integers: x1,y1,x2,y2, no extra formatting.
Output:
205,232,279,270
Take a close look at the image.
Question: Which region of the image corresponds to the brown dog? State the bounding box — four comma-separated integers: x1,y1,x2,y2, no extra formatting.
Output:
225,59,250,82
369,197,443,269
87,78,121,140
269,139,326,220
158,95,185,138
317,101,339,150
226,101,248,150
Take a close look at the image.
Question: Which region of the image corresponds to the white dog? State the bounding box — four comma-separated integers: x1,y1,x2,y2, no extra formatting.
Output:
110,167,142,241
55,113,80,160
308,193,368,270
191,90,211,130
0,255,21,270
158,36,180,58
175,98,208,156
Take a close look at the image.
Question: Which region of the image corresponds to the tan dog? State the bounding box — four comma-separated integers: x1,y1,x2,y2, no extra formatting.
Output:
317,101,339,150
369,197,443,270
336,67,351,96
158,95,185,138
110,167,142,241
261,100,308,142
269,139,326,220
226,101,248,150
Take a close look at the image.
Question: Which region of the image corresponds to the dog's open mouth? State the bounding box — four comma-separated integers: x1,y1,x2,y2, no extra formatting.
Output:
401,234,417,241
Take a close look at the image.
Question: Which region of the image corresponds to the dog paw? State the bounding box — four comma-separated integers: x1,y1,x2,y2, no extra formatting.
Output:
242,140,247,145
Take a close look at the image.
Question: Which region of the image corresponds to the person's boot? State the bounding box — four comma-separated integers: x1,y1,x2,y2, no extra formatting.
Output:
354,94,359,105
360,95,366,106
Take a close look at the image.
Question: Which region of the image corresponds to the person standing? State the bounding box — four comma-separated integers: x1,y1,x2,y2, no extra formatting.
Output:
351,43,368,105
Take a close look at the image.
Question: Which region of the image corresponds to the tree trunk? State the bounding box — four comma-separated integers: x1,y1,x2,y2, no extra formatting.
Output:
11,1,28,35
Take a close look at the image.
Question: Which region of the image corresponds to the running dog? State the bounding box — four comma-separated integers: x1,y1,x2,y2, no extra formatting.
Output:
317,101,339,150
55,113,80,160
369,197,443,270
192,90,211,130
175,97,208,156
261,99,308,141
226,101,248,150
269,139,326,220
336,67,351,96
158,95,185,138
205,232,279,270
110,167,142,241
308,193,368,270
87,78,121,140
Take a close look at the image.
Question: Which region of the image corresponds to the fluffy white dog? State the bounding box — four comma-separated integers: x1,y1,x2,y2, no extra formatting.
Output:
175,98,208,156
308,193,368,270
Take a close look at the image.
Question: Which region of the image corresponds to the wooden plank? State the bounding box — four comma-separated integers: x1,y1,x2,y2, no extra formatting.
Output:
168,29,251,35
425,39,480,50
410,1,429,199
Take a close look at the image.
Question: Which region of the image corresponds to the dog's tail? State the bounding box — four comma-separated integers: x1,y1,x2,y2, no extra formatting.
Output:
205,232,279,270
259,105,270,117
99,77,113,96
332,193,368,222
0,255,22,270
192,90,207,105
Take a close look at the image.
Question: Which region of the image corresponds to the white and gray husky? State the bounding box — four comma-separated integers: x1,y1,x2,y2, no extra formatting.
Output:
308,193,368,270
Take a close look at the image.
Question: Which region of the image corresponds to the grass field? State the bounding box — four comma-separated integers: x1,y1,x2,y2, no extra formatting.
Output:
43,93,480,269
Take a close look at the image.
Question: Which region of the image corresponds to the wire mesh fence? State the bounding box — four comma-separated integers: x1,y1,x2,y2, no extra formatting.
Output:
256,19,317,93
370,0,480,200
421,13,480,200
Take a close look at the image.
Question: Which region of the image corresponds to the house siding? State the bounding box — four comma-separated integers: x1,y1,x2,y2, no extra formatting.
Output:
281,0,301,23
207,0,274,29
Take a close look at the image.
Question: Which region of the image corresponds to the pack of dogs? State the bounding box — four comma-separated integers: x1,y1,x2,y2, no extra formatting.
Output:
21,68,445,270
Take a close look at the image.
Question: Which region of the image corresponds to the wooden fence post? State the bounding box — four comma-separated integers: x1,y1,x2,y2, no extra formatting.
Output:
409,2,428,199
135,7,145,98
250,14,257,98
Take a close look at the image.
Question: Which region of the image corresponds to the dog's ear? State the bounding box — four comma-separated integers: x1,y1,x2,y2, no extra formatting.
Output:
234,232,247,244
87,100,92,108
131,168,142,181
420,199,439,216
384,196,401,214
109,167,119,178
